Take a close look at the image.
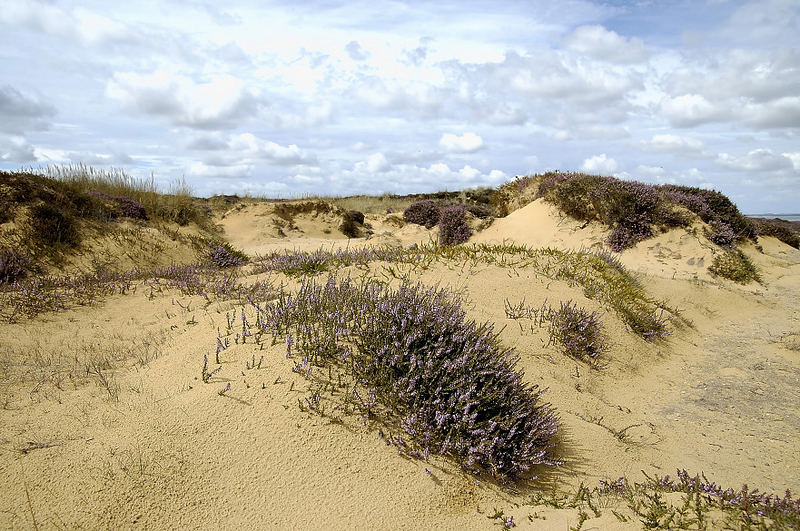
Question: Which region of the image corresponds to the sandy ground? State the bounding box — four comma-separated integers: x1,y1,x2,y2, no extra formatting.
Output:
1,198,798,529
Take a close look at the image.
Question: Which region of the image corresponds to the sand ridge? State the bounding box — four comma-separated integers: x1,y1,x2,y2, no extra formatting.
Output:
1,198,798,529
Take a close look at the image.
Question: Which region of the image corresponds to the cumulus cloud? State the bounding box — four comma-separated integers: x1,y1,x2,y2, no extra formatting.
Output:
0,85,56,134
565,25,649,64
345,41,369,61
660,94,729,127
716,149,796,172
106,70,263,129
227,133,317,166
634,134,712,157
0,135,37,163
439,132,484,153
581,153,618,174
354,152,391,173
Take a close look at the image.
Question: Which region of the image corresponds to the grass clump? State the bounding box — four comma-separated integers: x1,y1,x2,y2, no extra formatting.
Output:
708,249,761,284
439,205,472,246
36,164,212,227
256,276,560,480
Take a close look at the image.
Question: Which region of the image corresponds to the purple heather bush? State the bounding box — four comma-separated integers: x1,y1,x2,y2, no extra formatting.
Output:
403,200,441,229
708,220,737,247
203,241,249,268
438,205,472,246
89,191,148,220
0,246,31,284
547,301,609,368
254,276,560,479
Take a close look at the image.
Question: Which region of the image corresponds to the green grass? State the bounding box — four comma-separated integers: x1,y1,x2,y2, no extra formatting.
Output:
37,164,212,227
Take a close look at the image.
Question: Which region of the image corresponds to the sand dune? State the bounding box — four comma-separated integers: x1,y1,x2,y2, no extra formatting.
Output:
1,196,799,529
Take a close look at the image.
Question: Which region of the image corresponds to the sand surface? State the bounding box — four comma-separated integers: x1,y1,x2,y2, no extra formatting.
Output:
1,199,798,529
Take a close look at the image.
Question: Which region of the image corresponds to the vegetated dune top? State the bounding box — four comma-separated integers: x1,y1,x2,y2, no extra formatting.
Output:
3,181,800,529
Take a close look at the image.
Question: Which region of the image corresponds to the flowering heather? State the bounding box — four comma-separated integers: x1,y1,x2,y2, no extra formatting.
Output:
251,246,406,277
403,200,441,229
252,243,672,342
254,276,560,479
88,191,148,220
202,241,249,268
598,470,800,529
708,220,737,247
0,246,31,284
438,205,472,246
752,218,800,249
547,301,609,368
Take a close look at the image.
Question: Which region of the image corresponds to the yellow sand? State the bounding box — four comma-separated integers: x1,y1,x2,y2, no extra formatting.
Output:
1,198,798,529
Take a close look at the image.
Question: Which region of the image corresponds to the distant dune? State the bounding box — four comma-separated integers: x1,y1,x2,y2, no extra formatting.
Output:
2,169,799,529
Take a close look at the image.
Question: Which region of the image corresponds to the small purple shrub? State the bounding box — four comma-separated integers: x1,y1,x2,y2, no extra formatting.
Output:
203,241,249,268
607,214,654,252
89,191,148,220
708,220,736,247
255,277,560,479
439,205,472,246
403,200,441,229
0,247,31,284
547,301,609,367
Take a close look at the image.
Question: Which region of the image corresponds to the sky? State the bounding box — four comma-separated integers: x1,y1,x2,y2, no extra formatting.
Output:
1,0,799,213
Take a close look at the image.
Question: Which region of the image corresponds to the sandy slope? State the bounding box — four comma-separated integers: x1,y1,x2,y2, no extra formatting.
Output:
1,200,798,529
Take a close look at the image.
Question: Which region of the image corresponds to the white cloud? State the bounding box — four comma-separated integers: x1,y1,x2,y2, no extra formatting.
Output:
439,132,484,153
345,41,369,61
354,152,390,173
635,134,712,157
565,25,648,64
661,94,728,127
227,133,317,166
716,149,796,172
0,85,56,134
106,70,263,129
581,153,618,174
782,152,800,171
0,135,37,163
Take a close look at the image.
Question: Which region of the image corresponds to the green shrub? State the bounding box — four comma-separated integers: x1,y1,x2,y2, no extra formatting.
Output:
708,250,761,284
29,203,80,248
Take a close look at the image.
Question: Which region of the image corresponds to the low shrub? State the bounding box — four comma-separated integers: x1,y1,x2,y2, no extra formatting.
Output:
0,246,31,284
548,301,609,368
707,220,737,247
403,200,441,229
202,241,249,268
659,185,755,242
753,218,800,249
29,202,80,248
708,249,761,284
339,210,364,238
439,205,472,246
89,191,148,220
256,277,560,479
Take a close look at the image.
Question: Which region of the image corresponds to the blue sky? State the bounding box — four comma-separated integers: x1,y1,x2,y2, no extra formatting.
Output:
1,0,798,213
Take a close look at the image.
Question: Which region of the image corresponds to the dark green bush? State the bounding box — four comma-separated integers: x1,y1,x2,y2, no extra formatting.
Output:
29,203,80,248
708,250,761,284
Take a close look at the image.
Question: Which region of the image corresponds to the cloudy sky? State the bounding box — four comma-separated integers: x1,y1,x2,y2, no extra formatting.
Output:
1,0,799,213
